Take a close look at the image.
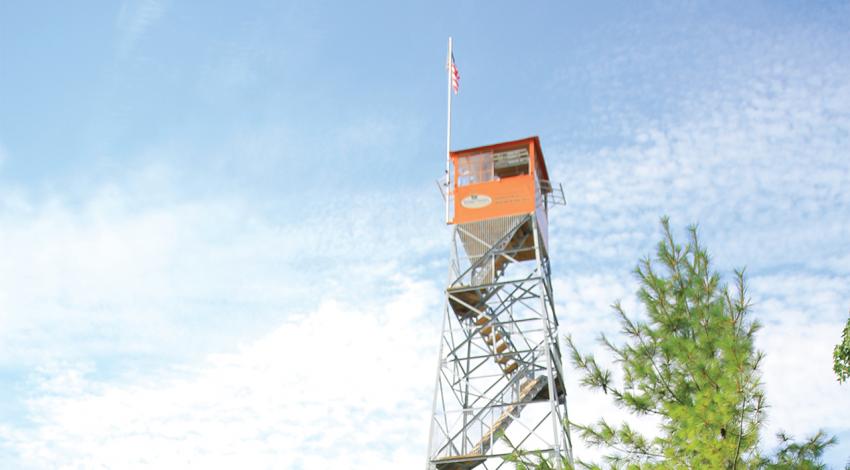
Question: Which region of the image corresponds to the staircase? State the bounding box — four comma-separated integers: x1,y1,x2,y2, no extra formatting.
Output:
434,377,548,469
448,216,536,375
435,216,550,469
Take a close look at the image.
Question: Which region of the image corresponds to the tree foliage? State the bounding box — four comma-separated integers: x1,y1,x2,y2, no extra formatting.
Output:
566,218,766,468
756,431,837,470
500,432,573,470
834,311,850,383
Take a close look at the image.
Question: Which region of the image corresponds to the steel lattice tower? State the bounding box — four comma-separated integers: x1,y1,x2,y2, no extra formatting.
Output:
427,137,573,470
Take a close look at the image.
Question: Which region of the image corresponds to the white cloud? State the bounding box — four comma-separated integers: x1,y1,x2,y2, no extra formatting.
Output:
548,14,850,278
0,277,441,469
0,169,444,368
750,273,850,445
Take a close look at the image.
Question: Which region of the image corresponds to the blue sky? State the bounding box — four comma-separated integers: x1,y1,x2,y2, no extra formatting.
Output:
1,0,849,468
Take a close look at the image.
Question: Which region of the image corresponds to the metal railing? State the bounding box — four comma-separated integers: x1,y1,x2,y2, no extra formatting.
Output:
539,180,566,206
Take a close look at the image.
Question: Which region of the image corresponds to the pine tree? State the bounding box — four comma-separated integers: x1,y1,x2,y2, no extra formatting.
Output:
757,431,837,470
834,311,850,383
566,218,766,468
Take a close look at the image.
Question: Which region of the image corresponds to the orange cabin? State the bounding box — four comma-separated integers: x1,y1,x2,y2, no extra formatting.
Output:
449,136,551,226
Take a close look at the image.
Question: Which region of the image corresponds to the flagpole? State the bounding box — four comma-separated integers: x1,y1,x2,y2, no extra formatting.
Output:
445,36,453,224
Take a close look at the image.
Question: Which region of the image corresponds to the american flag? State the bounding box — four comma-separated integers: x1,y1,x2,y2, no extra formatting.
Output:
450,53,460,95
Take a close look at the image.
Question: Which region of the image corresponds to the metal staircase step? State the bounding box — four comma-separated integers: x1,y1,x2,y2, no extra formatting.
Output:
483,332,502,345
447,289,485,319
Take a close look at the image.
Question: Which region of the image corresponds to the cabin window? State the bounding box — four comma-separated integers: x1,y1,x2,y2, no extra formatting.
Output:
456,152,494,187
493,147,529,179
455,146,530,187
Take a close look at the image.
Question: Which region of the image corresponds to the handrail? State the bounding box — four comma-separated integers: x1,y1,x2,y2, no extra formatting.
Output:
434,350,542,458
539,179,566,206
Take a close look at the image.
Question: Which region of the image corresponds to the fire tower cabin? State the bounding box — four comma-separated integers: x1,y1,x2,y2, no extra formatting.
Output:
448,135,562,283
450,135,557,226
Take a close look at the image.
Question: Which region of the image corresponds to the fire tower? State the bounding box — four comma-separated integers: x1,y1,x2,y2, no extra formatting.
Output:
427,136,573,469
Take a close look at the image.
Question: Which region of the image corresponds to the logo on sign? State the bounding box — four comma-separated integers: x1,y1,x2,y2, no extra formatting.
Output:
461,194,492,209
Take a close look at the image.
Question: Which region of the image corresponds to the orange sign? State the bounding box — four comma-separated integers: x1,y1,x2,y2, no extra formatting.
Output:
453,175,536,224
